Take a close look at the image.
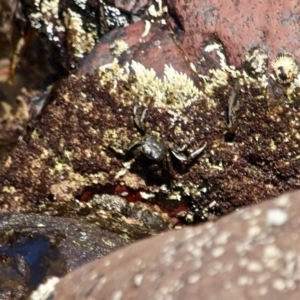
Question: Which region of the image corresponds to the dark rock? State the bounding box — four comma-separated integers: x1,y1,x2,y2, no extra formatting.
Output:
18,0,151,73
106,0,150,14
0,212,129,299
2,1,300,230
36,194,176,239
2,38,300,222
51,191,300,299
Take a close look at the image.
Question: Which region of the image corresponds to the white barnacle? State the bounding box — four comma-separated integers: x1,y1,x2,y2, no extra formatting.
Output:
272,52,298,84
244,47,268,78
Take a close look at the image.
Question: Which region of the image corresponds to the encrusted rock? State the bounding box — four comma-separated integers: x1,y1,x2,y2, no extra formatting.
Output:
2,2,300,230
244,47,268,78
18,0,164,74
19,0,131,72
48,191,300,299
2,36,300,224
77,21,194,80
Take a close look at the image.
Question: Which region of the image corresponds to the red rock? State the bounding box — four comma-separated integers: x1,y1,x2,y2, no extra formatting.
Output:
50,191,300,299
77,21,194,79
166,0,300,73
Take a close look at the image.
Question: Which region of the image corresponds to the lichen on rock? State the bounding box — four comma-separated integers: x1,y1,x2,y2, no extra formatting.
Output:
1,35,300,227
21,0,131,72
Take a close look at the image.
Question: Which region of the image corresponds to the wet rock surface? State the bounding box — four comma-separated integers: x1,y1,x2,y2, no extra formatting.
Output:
0,212,129,299
37,194,175,239
50,191,300,299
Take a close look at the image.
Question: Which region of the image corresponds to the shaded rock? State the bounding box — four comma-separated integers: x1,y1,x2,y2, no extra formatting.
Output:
166,0,300,74
19,0,130,72
0,212,129,299
19,0,160,74
37,194,175,239
51,191,300,299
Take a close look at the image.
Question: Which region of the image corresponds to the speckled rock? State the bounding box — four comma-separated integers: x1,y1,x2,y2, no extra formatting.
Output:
166,0,300,74
49,191,300,299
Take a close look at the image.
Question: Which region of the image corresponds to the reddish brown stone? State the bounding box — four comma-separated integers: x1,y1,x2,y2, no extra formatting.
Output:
51,191,300,299
166,0,300,73
77,21,194,80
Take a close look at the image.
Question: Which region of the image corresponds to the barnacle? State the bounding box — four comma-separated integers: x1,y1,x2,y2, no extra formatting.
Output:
272,52,298,84
64,8,96,58
244,47,268,78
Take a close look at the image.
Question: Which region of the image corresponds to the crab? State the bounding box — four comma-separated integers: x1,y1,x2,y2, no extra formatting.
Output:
127,103,207,170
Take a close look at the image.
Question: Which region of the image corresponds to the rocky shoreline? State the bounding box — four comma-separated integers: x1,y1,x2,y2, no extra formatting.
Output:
1,0,300,298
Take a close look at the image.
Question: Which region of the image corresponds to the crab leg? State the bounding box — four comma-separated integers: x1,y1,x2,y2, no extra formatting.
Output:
170,142,207,162
189,142,207,160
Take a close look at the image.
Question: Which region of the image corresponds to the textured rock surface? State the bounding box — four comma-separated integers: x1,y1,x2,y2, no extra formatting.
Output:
2,1,300,232
19,0,158,73
166,0,300,74
0,212,129,299
2,37,300,223
20,0,128,72
51,191,300,299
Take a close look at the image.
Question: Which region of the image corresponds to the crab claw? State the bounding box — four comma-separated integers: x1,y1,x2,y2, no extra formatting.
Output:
170,142,207,162
170,150,188,161
190,142,207,159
